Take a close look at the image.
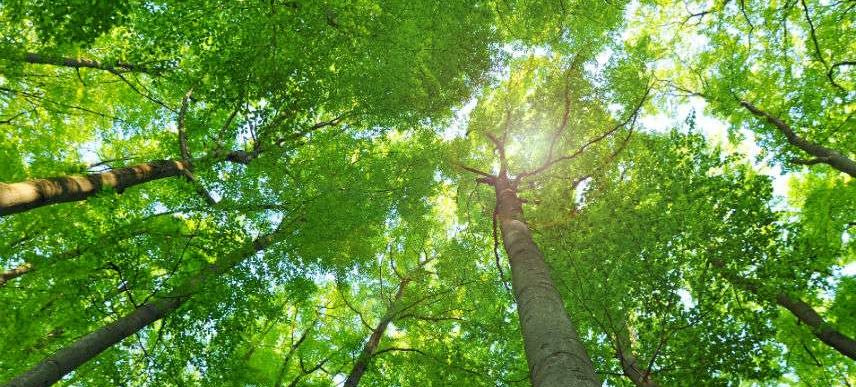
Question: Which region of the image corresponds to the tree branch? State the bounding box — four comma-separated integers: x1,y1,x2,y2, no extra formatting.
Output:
519,84,650,180
17,51,166,74
740,100,856,177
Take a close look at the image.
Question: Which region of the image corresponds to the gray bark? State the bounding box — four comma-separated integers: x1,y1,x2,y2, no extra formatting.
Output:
494,177,600,387
614,319,657,387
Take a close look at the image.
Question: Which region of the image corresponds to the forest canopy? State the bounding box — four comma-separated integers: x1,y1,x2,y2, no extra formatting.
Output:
0,0,853,386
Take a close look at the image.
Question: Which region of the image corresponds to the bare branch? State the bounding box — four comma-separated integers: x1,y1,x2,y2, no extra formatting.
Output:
519,85,651,180
453,162,494,178
336,283,374,331
109,71,176,112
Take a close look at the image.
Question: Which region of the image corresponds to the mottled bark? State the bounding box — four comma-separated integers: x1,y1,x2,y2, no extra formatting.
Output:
0,150,254,216
712,259,856,360
740,101,856,177
3,228,282,387
344,279,409,387
493,177,600,387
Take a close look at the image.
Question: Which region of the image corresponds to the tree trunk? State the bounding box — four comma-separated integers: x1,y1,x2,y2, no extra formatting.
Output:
493,177,600,387
3,227,282,387
0,150,253,216
614,318,657,387
740,101,856,177
712,259,856,361
774,293,856,361
344,278,409,387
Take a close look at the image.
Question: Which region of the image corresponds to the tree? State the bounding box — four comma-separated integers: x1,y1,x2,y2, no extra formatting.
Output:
2,1,855,386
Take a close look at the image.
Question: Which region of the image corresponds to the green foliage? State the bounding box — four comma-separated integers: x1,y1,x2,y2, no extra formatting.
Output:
0,1,853,386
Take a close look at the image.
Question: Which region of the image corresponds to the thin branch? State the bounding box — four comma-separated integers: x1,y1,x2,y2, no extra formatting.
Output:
336,283,374,331
178,89,193,160
828,61,855,91
373,346,428,358
454,162,494,178
519,84,651,180
109,71,176,112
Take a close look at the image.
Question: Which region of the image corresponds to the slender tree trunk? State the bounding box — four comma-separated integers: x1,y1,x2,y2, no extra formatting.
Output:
773,293,856,361
0,47,159,74
493,177,600,387
614,318,657,387
712,259,856,360
2,227,283,387
0,150,253,216
739,101,856,177
344,279,408,387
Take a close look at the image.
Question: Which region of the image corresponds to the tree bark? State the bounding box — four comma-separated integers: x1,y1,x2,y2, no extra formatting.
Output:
344,278,409,387
2,227,282,387
493,176,600,387
614,318,657,387
0,263,32,287
7,50,161,74
0,150,254,216
712,259,856,361
740,101,856,177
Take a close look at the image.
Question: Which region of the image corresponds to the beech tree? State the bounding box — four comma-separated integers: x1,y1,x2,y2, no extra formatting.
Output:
1,1,854,386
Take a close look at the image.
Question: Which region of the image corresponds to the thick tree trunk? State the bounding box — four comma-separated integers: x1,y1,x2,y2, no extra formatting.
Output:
344,279,408,387
493,177,600,387
0,150,253,216
3,228,282,387
712,259,856,361
740,101,856,177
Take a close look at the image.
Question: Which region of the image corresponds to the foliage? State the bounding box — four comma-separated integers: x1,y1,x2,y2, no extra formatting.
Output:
0,1,853,386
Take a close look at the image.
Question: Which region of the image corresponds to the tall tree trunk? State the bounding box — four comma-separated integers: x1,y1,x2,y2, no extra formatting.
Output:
711,259,856,360
0,150,253,216
344,278,409,387
493,176,600,387
3,227,283,387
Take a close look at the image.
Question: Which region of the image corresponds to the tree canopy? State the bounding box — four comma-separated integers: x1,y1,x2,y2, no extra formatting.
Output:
0,0,853,386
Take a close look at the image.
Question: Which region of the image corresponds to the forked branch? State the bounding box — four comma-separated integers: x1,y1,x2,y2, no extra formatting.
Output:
518,85,651,180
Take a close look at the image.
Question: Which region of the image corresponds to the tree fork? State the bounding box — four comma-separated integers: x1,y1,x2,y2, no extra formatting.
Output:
344,277,409,387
